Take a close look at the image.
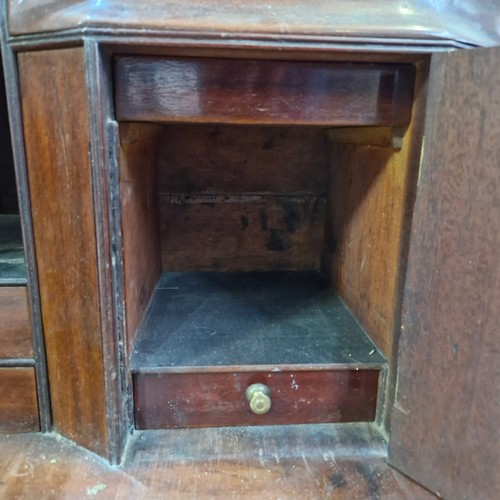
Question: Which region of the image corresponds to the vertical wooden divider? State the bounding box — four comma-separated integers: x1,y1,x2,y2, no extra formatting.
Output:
18,47,117,459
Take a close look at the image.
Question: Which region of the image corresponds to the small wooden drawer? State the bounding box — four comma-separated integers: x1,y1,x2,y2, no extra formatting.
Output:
115,56,415,126
0,287,33,359
134,369,380,429
0,367,39,433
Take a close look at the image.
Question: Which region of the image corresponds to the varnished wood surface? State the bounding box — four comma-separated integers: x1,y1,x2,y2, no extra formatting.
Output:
157,125,328,195
389,46,500,499
134,370,379,429
0,286,32,359
0,367,39,432
326,63,426,360
119,123,162,354
115,56,415,126
8,0,499,49
0,425,436,498
18,48,109,456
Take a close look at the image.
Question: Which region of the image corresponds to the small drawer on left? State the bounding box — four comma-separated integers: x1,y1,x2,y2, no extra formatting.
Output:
0,287,33,359
0,367,39,432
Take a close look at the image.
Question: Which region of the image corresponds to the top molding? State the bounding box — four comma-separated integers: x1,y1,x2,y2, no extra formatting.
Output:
7,0,500,48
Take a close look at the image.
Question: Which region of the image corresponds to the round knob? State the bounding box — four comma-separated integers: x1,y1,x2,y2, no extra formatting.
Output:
246,383,271,414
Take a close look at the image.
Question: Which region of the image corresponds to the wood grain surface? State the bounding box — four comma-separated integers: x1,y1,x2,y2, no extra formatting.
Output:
0,367,39,432
119,123,163,353
156,124,328,195
153,124,329,272
159,195,326,272
326,62,426,360
0,287,32,359
115,56,415,126
389,46,500,498
134,370,379,429
18,48,108,456
0,425,435,499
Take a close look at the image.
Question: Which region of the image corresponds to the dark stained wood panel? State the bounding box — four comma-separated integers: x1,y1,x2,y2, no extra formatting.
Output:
157,125,328,195
159,195,326,272
389,46,500,499
134,369,379,429
18,49,108,455
0,367,39,433
8,0,499,51
0,287,32,359
119,123,163,353
115,56,415,126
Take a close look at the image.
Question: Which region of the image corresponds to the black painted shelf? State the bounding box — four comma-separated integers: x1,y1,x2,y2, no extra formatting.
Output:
130,271,386,372
0,214,26,286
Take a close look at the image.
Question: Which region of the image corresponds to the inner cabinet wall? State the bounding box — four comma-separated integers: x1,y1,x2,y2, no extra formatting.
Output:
327,60,428,359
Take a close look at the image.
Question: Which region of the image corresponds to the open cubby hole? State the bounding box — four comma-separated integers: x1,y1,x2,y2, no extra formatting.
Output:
119,121,416,374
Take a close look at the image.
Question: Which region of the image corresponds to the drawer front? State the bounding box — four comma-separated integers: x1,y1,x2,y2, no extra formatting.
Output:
134,369,379,429
0,367,39,432
115,56,415,126
0,287,33,359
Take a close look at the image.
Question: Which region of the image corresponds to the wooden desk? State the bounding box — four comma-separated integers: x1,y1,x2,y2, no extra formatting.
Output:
1,2,499,498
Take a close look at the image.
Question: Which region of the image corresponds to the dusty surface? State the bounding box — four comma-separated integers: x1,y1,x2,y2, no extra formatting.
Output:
0,425,435,499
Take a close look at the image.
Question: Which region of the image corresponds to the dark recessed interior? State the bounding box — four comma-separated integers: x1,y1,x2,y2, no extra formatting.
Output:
0,64,25,286
120,122,403,373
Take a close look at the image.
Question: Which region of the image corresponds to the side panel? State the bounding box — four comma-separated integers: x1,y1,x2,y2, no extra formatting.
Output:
389,46,500,498
18,48,110,456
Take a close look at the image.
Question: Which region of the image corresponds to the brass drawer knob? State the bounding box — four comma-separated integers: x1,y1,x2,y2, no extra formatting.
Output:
246,383,271,414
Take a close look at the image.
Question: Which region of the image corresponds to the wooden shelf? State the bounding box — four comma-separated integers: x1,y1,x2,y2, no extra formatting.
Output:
130,271,386,372
131,272,385,429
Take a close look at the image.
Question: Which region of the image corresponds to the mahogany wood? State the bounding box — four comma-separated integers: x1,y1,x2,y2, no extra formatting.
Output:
0,367,39,432
134,370,379,429
157,124,328,195
389,46,500,499
18,48,109,456
0,428,435,498
160,195,326,272
0,287,32,359
327,127,403,148
119,123,163,354
115,56,415,126
326,65,426,359
152,124,329,272
8,0,497,49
